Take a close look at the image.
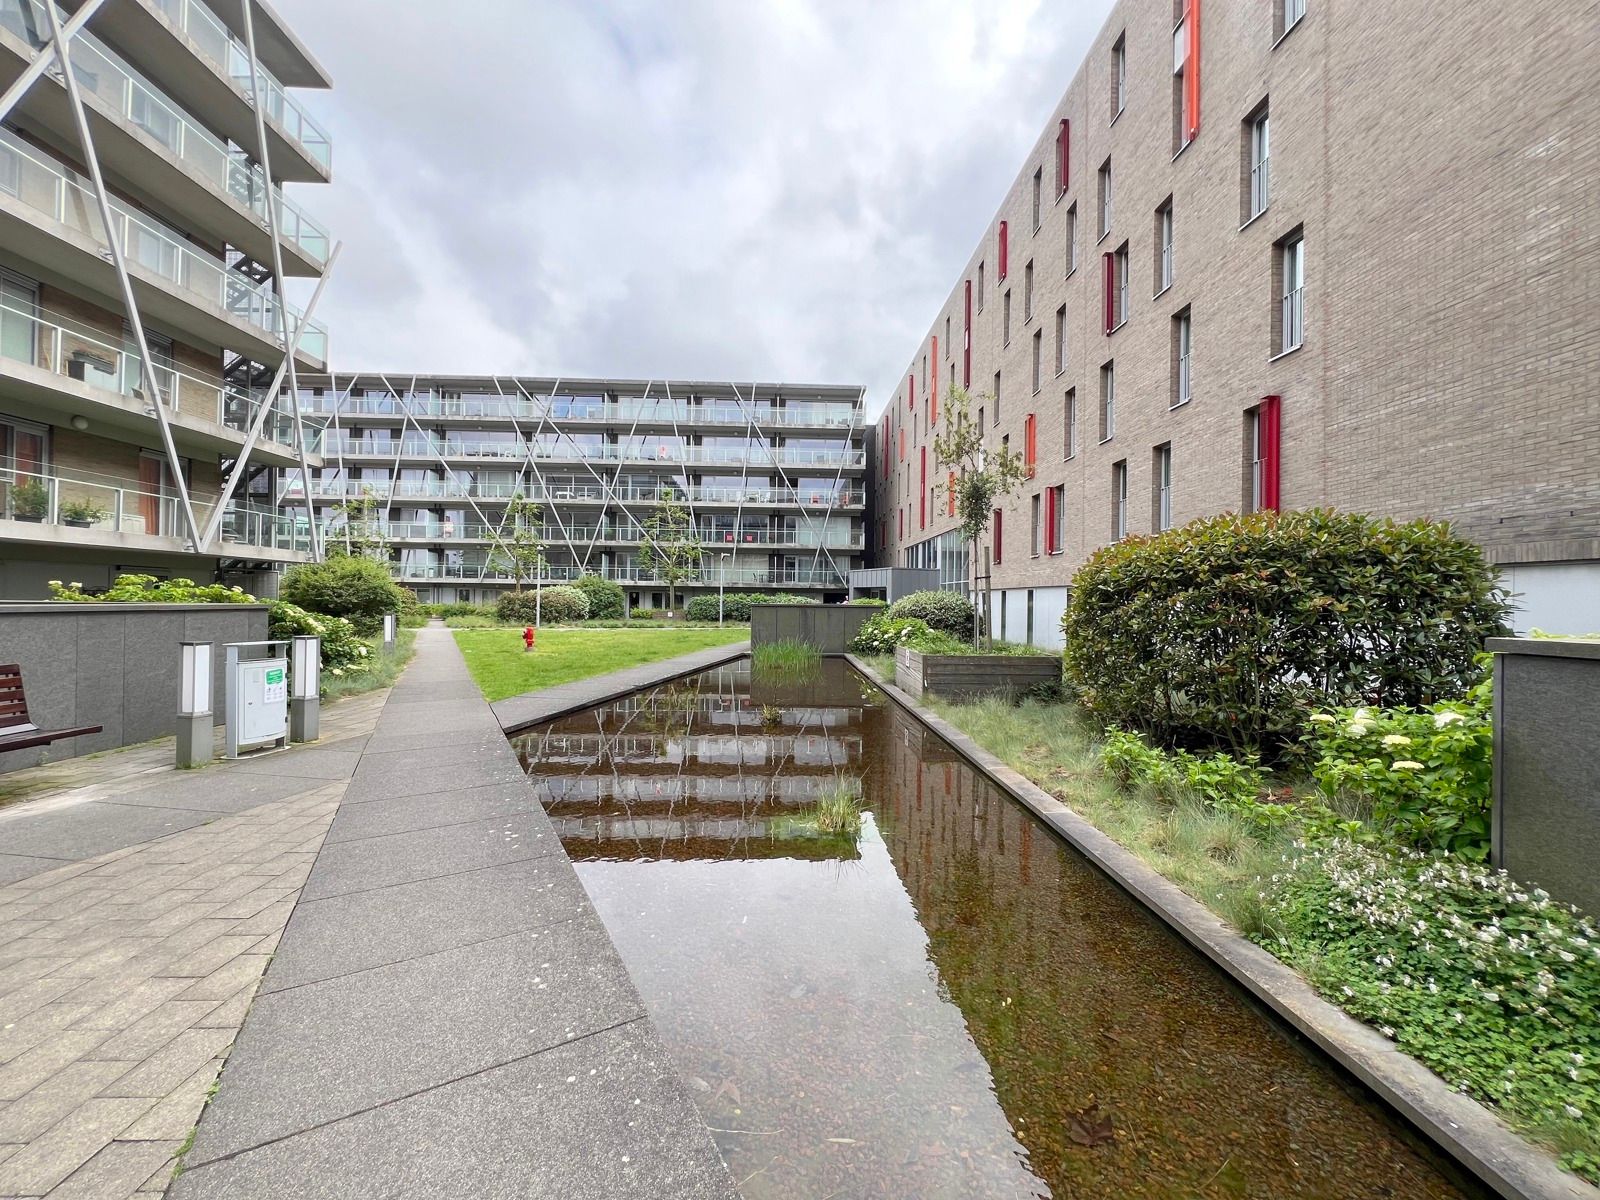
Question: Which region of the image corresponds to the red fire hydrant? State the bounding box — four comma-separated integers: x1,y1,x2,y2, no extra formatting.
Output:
523,625,535,653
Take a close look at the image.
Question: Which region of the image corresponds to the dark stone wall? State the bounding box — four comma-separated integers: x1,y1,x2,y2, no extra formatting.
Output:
1491,637,1600,916
750,604,873,654
0,603,269,772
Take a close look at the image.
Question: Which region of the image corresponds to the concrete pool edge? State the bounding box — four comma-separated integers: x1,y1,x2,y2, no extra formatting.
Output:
844,653,1598,1200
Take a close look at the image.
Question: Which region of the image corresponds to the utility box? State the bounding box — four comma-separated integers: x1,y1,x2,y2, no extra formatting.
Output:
225,641,289,757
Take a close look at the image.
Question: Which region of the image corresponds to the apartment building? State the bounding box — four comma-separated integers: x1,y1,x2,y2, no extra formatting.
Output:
872,0,1600,644
0,0,332,598
275,374,867,607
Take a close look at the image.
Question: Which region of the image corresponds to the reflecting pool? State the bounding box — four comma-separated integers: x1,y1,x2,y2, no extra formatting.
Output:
511,659,1483,1199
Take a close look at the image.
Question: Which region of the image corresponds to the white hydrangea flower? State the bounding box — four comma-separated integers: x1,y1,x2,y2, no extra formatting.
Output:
1391,760,1424,770
1381,734,1411,747
1433,710,1465,728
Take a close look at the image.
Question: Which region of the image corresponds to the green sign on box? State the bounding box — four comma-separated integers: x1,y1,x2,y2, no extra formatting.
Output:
266,668,284,685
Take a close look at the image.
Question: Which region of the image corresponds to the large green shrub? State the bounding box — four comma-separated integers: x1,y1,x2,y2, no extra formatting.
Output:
267,600,370,673
683,592,815,622
49,574,249,604
496,586,589,625
888,590,975,639
1062,510,1510,758
575,574,625,619
281,555,405,635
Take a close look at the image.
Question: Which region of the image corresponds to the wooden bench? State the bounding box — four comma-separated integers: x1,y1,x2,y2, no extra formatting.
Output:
0,664,102,753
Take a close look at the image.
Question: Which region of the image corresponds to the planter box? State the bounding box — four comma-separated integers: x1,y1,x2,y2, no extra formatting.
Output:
894,645,1061,702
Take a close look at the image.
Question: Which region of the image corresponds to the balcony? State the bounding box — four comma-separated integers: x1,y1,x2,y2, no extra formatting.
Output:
0,127,327,364
283,478,867,508
0,0,330,274
1280,286,1304,353
313,435,865,470
391,560,849,590
0,460,310,558
299,391,861,430
350,519,863,552
0,292,301,462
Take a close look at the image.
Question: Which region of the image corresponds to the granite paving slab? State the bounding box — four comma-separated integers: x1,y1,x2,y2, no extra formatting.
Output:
299,813,559,901
323,781,538,843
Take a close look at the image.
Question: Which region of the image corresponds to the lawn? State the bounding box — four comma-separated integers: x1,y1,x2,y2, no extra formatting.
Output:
453,625,749,702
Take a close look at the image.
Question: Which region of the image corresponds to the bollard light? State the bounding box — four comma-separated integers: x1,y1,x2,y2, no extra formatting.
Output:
179,641,213,717
382,612,397,646
291,636,321,700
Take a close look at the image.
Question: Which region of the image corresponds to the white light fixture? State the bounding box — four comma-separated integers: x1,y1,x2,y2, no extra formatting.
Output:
179,641,213,717
291,635,320,700
69,415,88,431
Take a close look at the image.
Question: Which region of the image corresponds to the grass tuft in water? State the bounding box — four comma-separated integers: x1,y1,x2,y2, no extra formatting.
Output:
752,639,821,679
775,777,864,841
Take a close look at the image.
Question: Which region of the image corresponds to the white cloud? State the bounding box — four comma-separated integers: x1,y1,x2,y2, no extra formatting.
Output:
275,0,1115,411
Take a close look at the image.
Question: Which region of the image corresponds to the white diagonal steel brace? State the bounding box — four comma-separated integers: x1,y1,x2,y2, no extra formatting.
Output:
201,241,341,548
0,0,106,128
598,380,652,568
486,377,578,567
239,0,320,560
44,1,204,549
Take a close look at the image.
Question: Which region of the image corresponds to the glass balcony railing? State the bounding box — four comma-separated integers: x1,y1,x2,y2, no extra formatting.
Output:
388,560,848,589
144,0,332,172
0,127,327,359
283,478,866,508
313,435,864,470
0,0,331,263
298,391,860,429
340,519,863,550
0,294,298,447
0,458,309,553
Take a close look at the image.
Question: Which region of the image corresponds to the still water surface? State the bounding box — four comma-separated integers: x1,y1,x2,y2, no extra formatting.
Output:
512,659,1482,1199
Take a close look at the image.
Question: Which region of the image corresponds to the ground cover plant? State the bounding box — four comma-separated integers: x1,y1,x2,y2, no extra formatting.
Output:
453,626,749,702
684,592,815,622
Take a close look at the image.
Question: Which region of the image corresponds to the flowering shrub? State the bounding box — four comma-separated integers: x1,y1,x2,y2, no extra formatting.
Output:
848,614,938,655
496,586,589,624
49,574,251,604
267,600,369,673
1261,840,1600,1179
1099,728,1292,828
887,589,976,639
1304,674,1492,857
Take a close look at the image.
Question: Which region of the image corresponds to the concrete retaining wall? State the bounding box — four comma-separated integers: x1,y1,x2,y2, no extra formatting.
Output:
750,603,873,654
1490,636,1600,916
0,602,270,771
895,646,1062,702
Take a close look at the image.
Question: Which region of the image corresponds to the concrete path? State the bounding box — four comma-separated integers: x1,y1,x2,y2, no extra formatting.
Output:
0,694,387,1198
170,626,737,1199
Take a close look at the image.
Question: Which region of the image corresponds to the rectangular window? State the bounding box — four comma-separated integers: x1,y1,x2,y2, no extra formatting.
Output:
919,446,927,529
908,374,915,411
1048,485,1065,553
1153,443,1172,531
1031,330,1043,394
1103,244,1129,332
993,371,1002,425
1024,260,1034,322
1247,396,1282,511
1157,200,1174,292
1023,412,1037,476
1003,290,1012,346
1248,108,1270,219
993,507,1003,564
1100,361,1115,441
931,335,939,423
1064,387,1078,458
1056,119,1070,196
1278,232,1305,352
1066,203,1078,274
949,471,957,516
1097,159,1112,238
978,262,985,312
1116,242,1129,326
1173,308,1192,407
1112,33,1127,120
898,426,905,461
998,221,1009,281
1113,460,1129,539
1279,0,1307,38
1031,492,1042,556
1173,0,1200,150
1054,304,1066,374
1032,168,1042,232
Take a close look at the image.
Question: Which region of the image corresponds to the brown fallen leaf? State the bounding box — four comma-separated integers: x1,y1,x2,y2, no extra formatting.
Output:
1065,1103,1115,1148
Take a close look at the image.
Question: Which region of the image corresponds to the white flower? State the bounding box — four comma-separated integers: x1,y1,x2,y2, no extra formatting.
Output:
1381,734,1412,747
1565,1105,1584,1120
1391,760,1424,770
1433,711,1465,728
1308,713,1336,724
69,581,81,588
1345,723,1372,737
47,579,62,587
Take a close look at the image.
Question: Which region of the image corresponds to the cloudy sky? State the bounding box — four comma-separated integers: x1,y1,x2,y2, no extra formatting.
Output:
274,0,1115,416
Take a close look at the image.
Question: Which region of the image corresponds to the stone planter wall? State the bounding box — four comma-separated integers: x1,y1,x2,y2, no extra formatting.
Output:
894,645,1062,702
750,603,873,654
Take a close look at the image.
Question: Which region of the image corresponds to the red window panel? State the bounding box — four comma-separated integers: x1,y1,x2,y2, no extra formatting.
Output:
993,507,1003,564
1260,394,1282,511
963,280,973,387
1045,485,1058,553
1102,252,1115,334
1182,0,1201,142
919,446,927,529
1023,413,1037,477
948,471,957,517
930,335,939,423
1056,119,1070,196
998,221,1009,281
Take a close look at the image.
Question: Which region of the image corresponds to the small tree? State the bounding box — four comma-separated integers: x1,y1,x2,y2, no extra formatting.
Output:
330,486,388,561
932,384,1026,645
489,493,545,593
636,491,701,611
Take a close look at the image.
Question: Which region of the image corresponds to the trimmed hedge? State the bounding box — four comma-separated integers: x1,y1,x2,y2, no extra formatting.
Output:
575,574,625,619
496,586,589,624
683,592,816,622
281,555,407,635
887,590,974,639
1061,509,1511,757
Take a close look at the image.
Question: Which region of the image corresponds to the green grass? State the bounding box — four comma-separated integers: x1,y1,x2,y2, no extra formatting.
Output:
453,626,749,702
750,639,821,678
322,629,416,702
775,776,864,840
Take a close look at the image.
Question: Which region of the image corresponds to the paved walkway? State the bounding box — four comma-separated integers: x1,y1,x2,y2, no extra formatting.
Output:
0,694,387,1198
170,626,737,1199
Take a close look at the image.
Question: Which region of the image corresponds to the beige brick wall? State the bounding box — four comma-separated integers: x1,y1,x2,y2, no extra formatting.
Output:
876,0,1600,586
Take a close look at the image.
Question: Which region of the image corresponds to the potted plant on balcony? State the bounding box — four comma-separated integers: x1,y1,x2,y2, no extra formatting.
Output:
10,478,48,522
61,497,108,528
